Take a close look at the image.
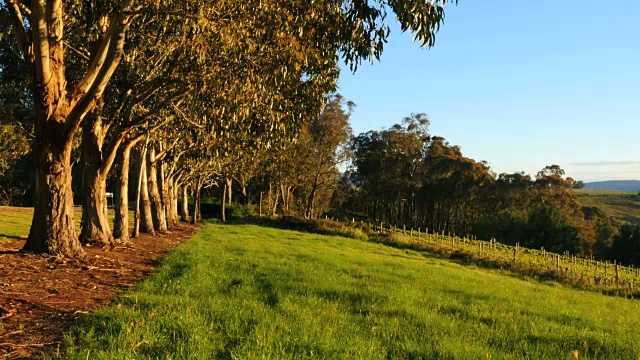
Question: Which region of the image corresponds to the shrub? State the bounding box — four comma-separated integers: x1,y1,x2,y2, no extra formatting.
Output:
226,203,257,219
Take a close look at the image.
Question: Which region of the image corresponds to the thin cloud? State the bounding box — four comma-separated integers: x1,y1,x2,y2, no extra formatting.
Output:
569,160,640,167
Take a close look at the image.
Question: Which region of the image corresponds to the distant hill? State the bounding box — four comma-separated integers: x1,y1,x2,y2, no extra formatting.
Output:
584,180,640,192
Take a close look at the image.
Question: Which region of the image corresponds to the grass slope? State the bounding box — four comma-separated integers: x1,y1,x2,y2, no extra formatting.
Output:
61,223,640,359
576,191,640,224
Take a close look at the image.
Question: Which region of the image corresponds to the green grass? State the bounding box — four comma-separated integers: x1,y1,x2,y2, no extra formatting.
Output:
59,222,640,359
576,191,640,224
0,206,35,239
0,206,134,240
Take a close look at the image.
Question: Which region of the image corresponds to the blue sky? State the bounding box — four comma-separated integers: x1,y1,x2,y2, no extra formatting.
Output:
338,0,640,182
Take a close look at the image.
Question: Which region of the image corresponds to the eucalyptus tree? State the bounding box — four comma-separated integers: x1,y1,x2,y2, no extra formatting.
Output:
1,0,139,257
303,94,354,219
349,114,430,225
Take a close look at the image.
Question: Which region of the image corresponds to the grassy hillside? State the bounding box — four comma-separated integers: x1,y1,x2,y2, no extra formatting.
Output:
60,222,640,359
575,190,640,224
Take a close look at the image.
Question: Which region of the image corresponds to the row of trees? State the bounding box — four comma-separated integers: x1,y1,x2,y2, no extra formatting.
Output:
342,115,635,261
0,0,457,258
192,93,353,222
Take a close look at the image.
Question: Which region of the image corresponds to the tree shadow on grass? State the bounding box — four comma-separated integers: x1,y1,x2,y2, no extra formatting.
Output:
0,233,26,241
255,273,279,308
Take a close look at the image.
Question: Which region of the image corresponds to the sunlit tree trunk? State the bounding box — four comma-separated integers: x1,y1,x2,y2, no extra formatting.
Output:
221,182,227,222
180,184,190,222
138,151,155,235
147,147,167,233
24,118,84,257
191,177,202,224
80,104,114,246
113,140,137,242
226,177,233,206
164,176,179,228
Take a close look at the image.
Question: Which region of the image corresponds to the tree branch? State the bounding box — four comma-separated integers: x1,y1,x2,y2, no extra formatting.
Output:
128,87,189,125
31,0,51,85
150,137,180,164
98,131,127,178
103,89,133,135
172,102,204,128
71,16,112,101
132,85,162,107
65,11,132,141
63,40,91,61
0,42,27,65
6,0,29,60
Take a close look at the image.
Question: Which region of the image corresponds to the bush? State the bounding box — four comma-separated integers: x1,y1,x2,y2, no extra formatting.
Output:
196,202,256,220
226,203,257,219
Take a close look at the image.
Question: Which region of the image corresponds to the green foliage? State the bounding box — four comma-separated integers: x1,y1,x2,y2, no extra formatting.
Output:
347,116,620,260
196,202,257,220
59,223,640,359
611,225,640,265
226,203,257,220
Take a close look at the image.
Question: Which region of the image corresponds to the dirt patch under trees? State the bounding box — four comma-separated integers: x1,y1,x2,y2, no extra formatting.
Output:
0,224,198,359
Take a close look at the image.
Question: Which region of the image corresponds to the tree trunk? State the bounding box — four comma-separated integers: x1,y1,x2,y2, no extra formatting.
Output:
147,147,167,233
113,142,134,242
168,180,180,227
80,107,114,246
159,149,173,228
272,183,279,217
226,177,233,205
181,185,190,222
242,183,247,205
306,180,318,219
191,179,201,224
259,191,263,217
80,167,112,245
23,126,85,257
163,179,171,228
139,152,156,235
222,182,227,222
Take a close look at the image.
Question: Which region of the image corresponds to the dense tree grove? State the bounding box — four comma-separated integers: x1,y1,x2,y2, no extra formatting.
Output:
342,116,634,261
0,0,457,258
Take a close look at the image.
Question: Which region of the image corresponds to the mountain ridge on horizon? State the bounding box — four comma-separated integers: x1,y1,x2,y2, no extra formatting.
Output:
584,180,640,192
